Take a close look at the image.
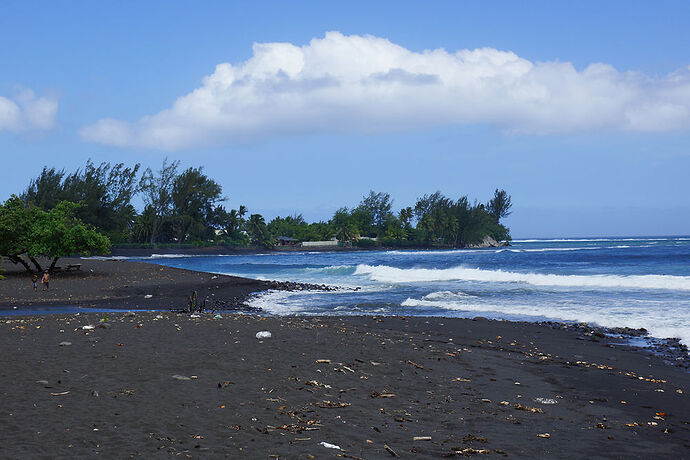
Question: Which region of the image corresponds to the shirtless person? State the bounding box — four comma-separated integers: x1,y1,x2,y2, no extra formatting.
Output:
41,270,50,290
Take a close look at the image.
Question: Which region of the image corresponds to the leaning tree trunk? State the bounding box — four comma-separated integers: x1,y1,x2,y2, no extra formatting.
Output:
27,255,43,273
49,257,60,272
9,255,33,273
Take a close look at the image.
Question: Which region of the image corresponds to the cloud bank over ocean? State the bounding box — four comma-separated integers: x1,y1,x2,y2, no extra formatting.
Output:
0,89,58,133
81,31,690,150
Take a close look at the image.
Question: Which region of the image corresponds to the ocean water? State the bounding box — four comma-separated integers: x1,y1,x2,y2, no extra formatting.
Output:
134,237,690,346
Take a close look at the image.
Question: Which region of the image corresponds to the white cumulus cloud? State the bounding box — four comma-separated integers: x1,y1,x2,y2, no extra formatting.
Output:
0,89,58,132
80,31,690,150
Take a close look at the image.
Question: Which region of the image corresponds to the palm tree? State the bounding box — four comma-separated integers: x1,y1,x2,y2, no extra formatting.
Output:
336,223,360,244
226,209,240,235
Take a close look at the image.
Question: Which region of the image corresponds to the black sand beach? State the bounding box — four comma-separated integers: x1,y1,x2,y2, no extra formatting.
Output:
1,259,689,458
0,257,273,311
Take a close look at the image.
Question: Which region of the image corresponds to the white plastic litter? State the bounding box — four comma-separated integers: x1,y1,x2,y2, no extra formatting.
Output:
255,331,272,339
82,325,94,330
534,397,558,404
144,294,153,299
190,314,201,318
320,442,341,450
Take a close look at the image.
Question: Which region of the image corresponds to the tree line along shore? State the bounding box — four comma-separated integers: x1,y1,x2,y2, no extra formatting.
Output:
1,159,512,274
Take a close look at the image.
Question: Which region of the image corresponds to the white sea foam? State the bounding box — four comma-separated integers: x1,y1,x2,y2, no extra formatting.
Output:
512,238,676,243
508,247,602,253
245,290,310,315
354,264,690,291
421,290,474,300
401,295,690,345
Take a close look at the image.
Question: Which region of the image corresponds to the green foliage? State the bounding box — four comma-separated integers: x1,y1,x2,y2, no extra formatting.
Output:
267,214,335,242
170,166,225,242
246,214,274,248
356,190,394,236
17,160,513,252
0,196,110,272
355,238,378,248
23,161,140,243
486,189,512,223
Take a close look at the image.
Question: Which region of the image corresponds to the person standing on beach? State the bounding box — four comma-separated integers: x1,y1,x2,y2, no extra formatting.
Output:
32,274,38,292
41,270,50,290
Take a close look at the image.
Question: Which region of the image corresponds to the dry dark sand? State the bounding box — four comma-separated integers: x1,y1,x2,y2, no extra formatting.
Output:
0,257,269,311
1,312,689,459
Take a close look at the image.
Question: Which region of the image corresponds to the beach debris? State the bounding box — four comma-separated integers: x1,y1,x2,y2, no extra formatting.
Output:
462,434,488,443
315,359,331,364
82,325,94,330
190,314,200,318
499,401,510,406
413,436,432,441
449,447,491,455
256,331,272,339
677,389,684,394
514,404,543,413
214,314,222,319
144,294,153,299
36,380,50,387
407,360,424,369
50,391,70,396
371,391,396,398
537,433,551,438
59,341,72,346
384,444,400,457
453,377,471,382
317,400,351,408
534,398,557,404
91,390,99,397
596,423,610,429
124,311,136,317
218,381,234,388
319,441,341,450
171,374,191,381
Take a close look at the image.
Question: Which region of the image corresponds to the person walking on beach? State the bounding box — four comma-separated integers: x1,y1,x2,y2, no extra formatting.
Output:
41,270,50,290
32,274,38,292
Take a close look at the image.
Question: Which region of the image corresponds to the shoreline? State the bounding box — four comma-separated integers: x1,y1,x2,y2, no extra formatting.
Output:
1,312,688,457
2,256,688,369
2,257,690,456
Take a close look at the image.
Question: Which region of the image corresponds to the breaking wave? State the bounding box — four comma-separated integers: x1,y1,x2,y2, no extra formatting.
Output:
354,264,690,291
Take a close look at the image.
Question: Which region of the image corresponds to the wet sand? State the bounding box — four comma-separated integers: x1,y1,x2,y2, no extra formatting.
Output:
1,312,689,458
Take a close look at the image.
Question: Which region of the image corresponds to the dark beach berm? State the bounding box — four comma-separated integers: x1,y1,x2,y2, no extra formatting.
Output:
0,258,689,458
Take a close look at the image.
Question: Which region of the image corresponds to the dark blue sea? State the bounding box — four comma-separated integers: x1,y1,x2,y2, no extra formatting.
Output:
132,236,690,346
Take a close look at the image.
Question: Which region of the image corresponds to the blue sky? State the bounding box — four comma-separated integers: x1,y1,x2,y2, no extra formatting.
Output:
1,0,689,237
